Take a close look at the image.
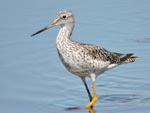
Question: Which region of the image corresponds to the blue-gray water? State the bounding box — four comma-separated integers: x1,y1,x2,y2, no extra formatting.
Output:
0,0,150,113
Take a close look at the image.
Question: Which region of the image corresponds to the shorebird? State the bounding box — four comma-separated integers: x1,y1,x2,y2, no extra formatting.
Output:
31,10,137,109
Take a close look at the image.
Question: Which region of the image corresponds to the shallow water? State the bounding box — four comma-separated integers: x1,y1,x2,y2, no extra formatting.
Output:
0,0,150,113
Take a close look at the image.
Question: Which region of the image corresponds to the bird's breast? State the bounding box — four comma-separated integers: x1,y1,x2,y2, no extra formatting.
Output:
56,41,110,77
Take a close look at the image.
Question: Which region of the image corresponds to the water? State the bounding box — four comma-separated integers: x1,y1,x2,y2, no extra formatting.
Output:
0,0,150,113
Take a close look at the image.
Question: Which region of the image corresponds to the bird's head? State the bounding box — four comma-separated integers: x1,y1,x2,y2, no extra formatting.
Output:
31,10,75,37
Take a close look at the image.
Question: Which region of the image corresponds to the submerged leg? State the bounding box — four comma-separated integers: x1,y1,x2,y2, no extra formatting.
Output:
65,75,97,110
83,75,98,109
81,77,93,102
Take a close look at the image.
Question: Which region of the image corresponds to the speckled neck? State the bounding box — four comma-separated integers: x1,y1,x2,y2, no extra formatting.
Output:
56,23,74,41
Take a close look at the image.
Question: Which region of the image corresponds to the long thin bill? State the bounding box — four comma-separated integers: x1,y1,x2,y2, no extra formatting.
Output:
31,27,48,37
31,23,55,37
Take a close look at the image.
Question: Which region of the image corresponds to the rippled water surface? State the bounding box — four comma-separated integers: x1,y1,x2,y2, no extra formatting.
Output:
0,0,150,113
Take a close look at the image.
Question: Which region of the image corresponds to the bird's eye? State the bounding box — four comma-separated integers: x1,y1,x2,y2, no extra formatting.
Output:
61,15,67,19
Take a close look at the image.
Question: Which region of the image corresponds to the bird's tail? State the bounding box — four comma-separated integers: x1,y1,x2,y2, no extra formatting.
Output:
120,53,138,64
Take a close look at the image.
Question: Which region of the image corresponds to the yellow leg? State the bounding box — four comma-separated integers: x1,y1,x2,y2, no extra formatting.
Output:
84,82,98,109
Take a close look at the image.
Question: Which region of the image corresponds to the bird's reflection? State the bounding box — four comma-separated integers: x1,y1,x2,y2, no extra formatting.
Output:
65,107,96,113
87,108,96,113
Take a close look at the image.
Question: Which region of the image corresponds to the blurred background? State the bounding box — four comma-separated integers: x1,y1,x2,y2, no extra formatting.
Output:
0,0,150,113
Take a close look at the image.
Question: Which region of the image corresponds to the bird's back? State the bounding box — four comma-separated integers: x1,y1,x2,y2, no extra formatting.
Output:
57,40,137,77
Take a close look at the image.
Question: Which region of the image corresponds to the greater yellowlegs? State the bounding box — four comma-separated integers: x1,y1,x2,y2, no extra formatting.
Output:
31,10,137,109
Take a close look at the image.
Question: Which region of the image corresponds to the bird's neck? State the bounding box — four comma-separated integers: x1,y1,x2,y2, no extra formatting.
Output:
56,23,74,44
